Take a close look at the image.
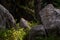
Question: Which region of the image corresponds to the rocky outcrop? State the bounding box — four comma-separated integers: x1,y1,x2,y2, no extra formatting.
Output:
39,4,60,34
28,4,60,40
28,25,46,40
0,4,16,29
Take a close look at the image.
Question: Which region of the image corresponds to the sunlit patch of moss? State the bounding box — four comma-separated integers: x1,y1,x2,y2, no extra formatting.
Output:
0,28,26,40
28,21,39,27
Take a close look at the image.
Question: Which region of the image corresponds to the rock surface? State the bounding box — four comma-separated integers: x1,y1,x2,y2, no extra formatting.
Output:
39,4,60,33
20,18,30,29
28,4,60,40
28,25,46,40
0,4,16,29
39,4,56,28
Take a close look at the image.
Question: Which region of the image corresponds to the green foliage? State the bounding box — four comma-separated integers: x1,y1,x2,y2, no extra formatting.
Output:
41,0,60,8
53,0,60,8
0,22,60,40
0,28,26,40
1,0,60,40
34,35,60,40
28,21,39,27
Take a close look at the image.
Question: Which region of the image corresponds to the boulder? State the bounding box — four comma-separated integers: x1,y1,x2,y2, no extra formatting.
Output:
28,24,59,40
0,4,16,29
28,4,60,40
28,25,46,40
39,4,60,35
39,4,56,28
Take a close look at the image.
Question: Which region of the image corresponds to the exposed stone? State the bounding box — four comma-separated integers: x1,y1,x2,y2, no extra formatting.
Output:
20,18,30,29
28,25,46,40
28,24,59,40
39,4,60,35
39,4,56,28
28,4,60,40
0,4,16,29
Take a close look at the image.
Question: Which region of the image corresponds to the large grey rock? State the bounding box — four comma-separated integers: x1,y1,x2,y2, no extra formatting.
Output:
0,4,16,29
39,4,60,34
39,4,56,28
28,24,59,40
28,25,46,40
20,18,30,29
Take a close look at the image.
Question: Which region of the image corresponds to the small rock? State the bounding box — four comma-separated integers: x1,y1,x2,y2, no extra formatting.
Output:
20,18,30,29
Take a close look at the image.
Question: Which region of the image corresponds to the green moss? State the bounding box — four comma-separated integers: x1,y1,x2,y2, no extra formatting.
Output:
0,28,26,40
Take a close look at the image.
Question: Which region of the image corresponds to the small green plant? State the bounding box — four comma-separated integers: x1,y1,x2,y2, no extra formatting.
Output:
0,28,26,40
28,21,39,27
34,34,60,40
